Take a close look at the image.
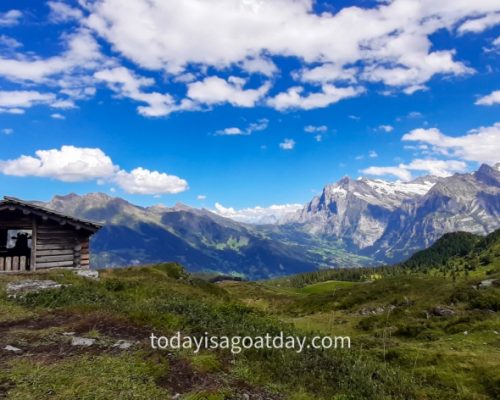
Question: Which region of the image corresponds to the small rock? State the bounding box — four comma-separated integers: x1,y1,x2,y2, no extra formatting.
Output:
75,269,99,280
463,331,468,336
4,345,22,354
494,331,498,335
359,306,385,316
112,340,133,350
431,306,455,317
7,280,63,298
243,394,250,400
71,336,96,347
172,394,181,400
478,279,497,289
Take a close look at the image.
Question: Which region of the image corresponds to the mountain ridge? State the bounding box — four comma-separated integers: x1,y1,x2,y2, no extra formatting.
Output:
39,163,500,277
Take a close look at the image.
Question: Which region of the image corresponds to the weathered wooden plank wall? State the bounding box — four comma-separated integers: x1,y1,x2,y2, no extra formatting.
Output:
35,222,80,269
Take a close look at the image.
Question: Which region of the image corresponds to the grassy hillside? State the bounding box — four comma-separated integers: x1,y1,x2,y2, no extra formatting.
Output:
0,229,499,399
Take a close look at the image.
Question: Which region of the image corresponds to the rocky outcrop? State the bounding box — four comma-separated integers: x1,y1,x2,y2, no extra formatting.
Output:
6,280,63,298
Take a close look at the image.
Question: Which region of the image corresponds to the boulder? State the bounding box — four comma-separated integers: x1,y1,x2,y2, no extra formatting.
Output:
4,345,22,354
478,279,497,289
6,280,62,298
112,340,133,350
71,337,96,347
431,306,455,317
75,270,99,280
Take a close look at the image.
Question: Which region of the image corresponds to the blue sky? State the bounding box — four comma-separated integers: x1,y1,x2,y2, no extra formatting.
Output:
0,0,499,220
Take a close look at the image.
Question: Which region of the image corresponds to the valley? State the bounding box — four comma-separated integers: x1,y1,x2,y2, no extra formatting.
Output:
39,163,500,279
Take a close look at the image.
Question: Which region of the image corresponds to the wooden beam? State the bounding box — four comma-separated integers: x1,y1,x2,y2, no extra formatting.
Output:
35,260,74,268
31,217,37,271
36,249,74,257
36,244,73,250
37,254,75,263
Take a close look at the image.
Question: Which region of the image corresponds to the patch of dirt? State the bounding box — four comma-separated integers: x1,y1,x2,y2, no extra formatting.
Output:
156,353,282,399
69,312,150,340
0,310,76,333
0,310,149,365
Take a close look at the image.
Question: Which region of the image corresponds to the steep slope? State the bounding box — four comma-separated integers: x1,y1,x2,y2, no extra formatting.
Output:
398,231,483,271
294,175,438,249
369,164,500,261
43,193,318,279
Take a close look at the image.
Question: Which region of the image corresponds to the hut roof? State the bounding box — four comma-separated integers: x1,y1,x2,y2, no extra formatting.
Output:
0,196,102,233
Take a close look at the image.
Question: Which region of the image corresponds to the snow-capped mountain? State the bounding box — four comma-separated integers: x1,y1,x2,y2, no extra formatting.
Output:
291,164,500,261
293,175,440,248
368,163,500,260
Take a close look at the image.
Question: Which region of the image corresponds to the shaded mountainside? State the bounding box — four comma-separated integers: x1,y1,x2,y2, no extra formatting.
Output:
398,231,483,271
43,193,364,279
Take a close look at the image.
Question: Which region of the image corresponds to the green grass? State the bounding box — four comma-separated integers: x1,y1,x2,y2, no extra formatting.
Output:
1,251,499,399
1,354,168,400
298,280,359,294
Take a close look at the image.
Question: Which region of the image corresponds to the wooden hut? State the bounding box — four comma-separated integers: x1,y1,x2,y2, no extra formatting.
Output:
0,196,102,272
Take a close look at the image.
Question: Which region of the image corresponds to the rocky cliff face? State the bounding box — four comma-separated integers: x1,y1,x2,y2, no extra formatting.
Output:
293,164,500,261
295,175,438,249
367,164,500,260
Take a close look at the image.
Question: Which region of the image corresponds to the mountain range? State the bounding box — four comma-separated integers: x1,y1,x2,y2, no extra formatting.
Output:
40,163,500,278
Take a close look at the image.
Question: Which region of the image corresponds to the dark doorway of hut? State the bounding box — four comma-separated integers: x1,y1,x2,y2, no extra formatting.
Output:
0,228,32,271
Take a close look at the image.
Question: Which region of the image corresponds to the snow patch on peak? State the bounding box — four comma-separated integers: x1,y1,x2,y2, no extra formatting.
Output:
364,178,435,196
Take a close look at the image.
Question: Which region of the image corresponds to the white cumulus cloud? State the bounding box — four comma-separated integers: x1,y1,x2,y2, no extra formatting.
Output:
475,90,500,106
458,13,500,34
0,145,188,195
115,167,188,195
362,159,467,181
0,145,117,182
212,202,302,224
0,0,498,116
402,123,500,165
187,76,270,108
268,85,364,111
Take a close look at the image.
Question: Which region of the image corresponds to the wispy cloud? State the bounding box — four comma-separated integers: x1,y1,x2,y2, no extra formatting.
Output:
216,118,269,136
